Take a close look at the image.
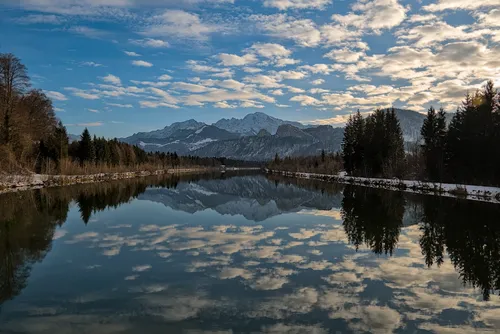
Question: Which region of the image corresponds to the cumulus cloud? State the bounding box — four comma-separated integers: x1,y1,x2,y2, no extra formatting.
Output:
248,42,292,59
130,38,170,48
141,10,224,41
124,51,141,57
250,14,322,47
101,74,122,86
331,0,408,31
45,90,68,101
132,60,153,67
263,0,332,10
218,53,258,66
423,0,500,12
311,79,325,85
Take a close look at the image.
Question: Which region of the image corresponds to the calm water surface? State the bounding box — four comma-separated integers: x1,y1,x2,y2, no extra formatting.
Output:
1,173,499,333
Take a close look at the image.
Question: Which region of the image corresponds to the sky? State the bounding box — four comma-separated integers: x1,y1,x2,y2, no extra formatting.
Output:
1,0,499,138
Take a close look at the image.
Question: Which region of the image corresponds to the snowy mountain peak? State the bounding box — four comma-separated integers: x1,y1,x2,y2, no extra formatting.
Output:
214,112,305,136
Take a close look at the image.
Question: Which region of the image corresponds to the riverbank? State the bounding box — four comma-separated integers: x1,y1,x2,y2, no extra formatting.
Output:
0,168,222,194
266,169,500,204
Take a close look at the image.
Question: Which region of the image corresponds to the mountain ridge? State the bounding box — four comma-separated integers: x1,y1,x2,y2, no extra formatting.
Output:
121,109,431,160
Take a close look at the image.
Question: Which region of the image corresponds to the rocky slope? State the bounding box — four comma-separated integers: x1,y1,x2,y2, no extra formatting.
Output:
121,110,430,160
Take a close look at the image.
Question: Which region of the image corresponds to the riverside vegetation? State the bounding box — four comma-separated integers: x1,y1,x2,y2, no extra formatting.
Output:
0,53,255,177
270,80,500,189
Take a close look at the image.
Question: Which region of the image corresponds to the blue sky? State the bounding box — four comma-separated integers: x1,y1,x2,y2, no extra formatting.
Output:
1,0,499,138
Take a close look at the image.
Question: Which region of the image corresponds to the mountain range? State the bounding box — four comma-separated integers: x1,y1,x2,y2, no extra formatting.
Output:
122,110,428,161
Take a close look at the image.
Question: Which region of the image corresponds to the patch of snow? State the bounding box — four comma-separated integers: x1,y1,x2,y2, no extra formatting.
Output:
189,138,217,150
195,126,206,134
140,140,180,148
189,183,217,196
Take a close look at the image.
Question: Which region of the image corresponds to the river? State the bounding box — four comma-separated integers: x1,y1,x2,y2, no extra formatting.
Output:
0,172,499,333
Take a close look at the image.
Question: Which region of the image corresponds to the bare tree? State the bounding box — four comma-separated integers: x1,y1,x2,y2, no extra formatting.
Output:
0,53,30,144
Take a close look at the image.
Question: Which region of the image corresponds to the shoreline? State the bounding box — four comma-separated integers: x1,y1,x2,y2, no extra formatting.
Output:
0,168,225,194
266,169,500,204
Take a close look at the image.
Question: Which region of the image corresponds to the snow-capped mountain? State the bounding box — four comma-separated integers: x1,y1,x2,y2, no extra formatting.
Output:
121,110,429,159
192,125,344,161
123,124,239,153
128,119,206,140
214,112,306,136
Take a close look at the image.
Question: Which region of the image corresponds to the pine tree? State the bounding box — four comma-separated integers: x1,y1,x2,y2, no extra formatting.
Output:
352,111,365,175
421,107,447,181
342,115,356,175
78,128,95,165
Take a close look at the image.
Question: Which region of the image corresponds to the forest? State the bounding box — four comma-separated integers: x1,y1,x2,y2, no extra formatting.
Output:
341,81,500,186
0,53,244,174
271,80,500,187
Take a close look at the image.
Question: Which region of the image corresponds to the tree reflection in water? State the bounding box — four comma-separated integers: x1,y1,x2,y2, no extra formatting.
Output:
0,172,229,305
1,172,500,310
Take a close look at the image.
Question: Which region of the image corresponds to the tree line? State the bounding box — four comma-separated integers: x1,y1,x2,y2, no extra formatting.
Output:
268,150,343,175
341,80,500,186
0,53,250,175
420,81,500,185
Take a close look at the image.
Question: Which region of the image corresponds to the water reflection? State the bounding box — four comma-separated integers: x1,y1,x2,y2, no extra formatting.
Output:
0,173,499,333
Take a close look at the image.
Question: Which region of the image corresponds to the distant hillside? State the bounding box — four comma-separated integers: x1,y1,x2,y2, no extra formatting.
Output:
121,110,430,160
214,112,306,136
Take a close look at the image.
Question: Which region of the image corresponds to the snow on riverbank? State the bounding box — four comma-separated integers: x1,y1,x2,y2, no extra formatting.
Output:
0,168,215,194
267,169,500,204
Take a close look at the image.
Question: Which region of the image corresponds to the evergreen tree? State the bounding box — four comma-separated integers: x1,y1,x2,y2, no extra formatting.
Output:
352,111,365,175
342,115,356,175
384,108,406,178
78,128,95,165
421,107,447,181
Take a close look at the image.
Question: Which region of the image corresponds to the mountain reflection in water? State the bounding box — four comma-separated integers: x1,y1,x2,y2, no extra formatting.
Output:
0,172,499,333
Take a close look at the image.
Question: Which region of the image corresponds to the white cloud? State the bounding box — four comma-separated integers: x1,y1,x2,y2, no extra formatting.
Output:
68,26,109,39
101,74,122,86
248,43,292,59
218,53,258,66
407,14,438,23
158,74,172,80
45,90,68,101
244,74,283,88
124,51,141,57
149,87,179,104
130,38,170,48
251,14,322,47
80,61,103,67
87,108,99,113
66,122,103,127
240,100,265,108
172,82,214,93
277,70,307,80
142,10,224,41
324,48,366,63
475,8,500,27
263,0,331,10
311,79,325,85
290,95,322,106
275,58,300,67
214,101,237,108
14,14,65,25
132,60,153,67
331,0,408,31
243,67,262,73
271,89,285,96
64,87,100,100
423,0,500,12
106,103,133,108
299,64,333,75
